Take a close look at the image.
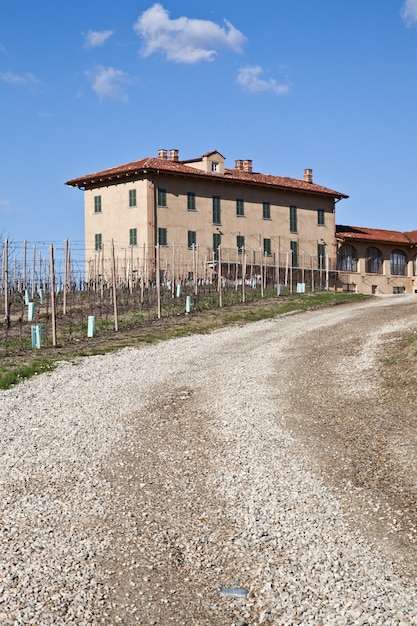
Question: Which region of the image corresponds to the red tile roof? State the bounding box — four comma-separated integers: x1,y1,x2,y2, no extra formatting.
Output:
336,225,417,245
66,154,348,199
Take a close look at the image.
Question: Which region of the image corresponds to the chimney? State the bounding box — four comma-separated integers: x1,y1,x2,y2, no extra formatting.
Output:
158,149,168,160
169,149,179,162
235,160,243,171
243,159,253,173
304,168,313,184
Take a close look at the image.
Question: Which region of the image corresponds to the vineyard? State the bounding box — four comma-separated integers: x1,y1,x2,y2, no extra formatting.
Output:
0,239,336,357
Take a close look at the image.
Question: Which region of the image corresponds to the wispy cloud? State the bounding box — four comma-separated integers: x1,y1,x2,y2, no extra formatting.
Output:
133,3,246,64
0,71,39,86
236,66,290,95
401,0,417,26
85,66,130,102
0,44,7,56
0,200,18,215
84,30,114,48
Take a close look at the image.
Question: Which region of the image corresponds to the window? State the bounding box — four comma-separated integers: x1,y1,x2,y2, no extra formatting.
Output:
290,206,297,233
157,188,167,207
317,243,326,269
337,244,357,272
263,202,271,220
129,189,137,208
94,195,102,213
95,233,102,251
158,227,167,246
212,162,219,172
212,196,221,224
237,235,245,253
129,228,137,246
236,198,244,217
366,246,383,274
187,192,196,211
188,230,196,249
390,249,408,276
213,232,221,260
263,238,271,256
290,241,298,267
318,209,325,226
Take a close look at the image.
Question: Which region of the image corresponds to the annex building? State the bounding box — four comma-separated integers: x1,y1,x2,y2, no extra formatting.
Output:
66,148,347,288
336,225,417,295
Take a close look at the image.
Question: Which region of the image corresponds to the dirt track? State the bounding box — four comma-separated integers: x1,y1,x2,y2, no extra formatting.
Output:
3,294,417,625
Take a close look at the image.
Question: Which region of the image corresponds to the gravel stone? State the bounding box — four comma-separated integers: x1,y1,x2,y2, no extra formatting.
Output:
1,295,417,624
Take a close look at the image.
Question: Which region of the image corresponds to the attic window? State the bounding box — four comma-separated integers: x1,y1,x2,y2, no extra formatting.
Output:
212,162,219,172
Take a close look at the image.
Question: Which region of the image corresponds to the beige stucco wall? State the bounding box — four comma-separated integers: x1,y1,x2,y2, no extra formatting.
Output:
153,174,335,258
84,169,338,280
84,179,150,253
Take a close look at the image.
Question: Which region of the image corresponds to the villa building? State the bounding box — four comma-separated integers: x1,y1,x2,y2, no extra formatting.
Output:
66,148,347,286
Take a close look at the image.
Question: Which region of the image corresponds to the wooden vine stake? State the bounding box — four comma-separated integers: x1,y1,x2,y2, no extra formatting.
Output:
63,238,69,315
4,239,9,327
156,243,161,319
111,240,119,331
49,244,57,346
242,250,246,303
218,245,223,308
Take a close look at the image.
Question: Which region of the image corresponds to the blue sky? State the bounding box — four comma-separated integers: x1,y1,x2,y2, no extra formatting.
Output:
2,0,417,251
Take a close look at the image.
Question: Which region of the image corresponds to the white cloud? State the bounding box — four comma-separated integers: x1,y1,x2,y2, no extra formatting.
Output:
401,0,417,26
85,66,130,102
133,3,246,64
236,66,290,95
0,71,39,86
84,30,114,48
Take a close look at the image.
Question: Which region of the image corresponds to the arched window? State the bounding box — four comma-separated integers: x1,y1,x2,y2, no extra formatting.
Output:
366,247,383,274
390,249,408,276
337,244,357,272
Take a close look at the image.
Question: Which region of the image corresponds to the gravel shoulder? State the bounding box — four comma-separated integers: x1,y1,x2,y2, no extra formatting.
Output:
2,295,417,625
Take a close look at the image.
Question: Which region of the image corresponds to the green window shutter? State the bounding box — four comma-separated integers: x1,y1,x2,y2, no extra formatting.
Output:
213,196,221,224
95,233,102,251
212,196,221,224
290,241,298,267
187,192,196,211
237,235,245,251
263,202,271,219
158,227,167,246
263,238,271,255
129,189,137,208
213,232,221,260
318,243,326,269
289,206,297,233
94,195,102,213
129,228,137,246
157,188,167,207
318,208,325,225
188,230,196,248
236,198,244,217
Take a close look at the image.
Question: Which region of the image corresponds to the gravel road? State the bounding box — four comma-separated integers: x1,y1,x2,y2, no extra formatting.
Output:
2,294,417,625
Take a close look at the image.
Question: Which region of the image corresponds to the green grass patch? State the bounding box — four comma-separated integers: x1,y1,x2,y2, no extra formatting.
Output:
0,358,56,390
